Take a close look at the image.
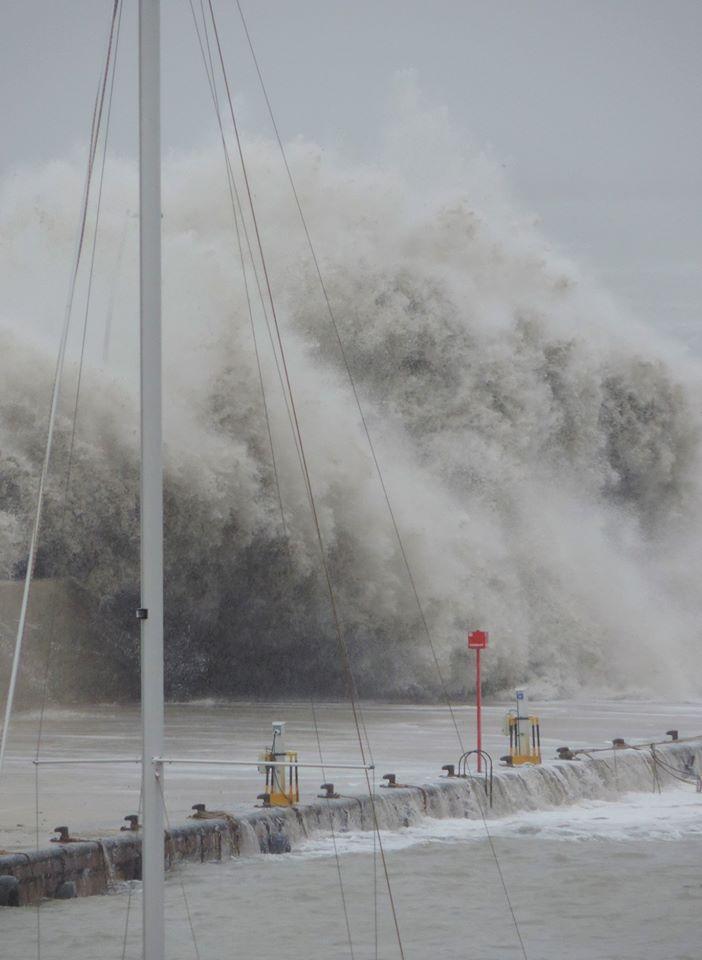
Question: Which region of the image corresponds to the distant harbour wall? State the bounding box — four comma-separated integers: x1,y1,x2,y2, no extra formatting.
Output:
1,738,700,906
0,579,101,705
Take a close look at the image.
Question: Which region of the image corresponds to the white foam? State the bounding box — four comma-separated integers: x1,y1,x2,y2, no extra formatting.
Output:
294,786,702,859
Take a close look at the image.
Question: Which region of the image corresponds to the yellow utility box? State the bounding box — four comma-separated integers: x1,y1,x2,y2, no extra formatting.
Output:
258,721,300,806
502,689,541,766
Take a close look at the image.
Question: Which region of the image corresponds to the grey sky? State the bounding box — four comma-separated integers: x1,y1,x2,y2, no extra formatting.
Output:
1,0,700,349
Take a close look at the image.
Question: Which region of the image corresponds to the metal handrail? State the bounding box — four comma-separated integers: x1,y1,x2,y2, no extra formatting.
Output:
32,756,374,771
155,758,374,770
457,749,494,808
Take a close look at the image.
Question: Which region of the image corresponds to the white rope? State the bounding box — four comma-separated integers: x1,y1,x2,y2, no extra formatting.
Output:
0,227,85,782
0,0,120,786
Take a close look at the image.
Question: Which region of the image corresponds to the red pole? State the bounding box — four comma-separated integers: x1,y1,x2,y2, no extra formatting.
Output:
476,647,482,772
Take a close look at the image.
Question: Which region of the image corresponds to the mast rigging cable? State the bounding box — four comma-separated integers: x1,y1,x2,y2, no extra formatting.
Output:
187,0,292,539
0,0,123,787
230,5,530,954
203,1,407,954
0,2,128,957
187,5,360,954
233,0,466,754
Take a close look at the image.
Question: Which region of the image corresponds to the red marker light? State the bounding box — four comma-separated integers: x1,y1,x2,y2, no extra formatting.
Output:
468,630,488,649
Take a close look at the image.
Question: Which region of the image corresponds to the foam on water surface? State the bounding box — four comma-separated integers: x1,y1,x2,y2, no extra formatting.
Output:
295,786,702,860
2,701,702,960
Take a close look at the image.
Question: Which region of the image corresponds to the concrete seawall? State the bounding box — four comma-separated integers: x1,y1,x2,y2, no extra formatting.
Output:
1,738,700,906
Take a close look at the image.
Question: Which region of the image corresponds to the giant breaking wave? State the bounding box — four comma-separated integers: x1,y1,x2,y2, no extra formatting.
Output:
1,93,701,702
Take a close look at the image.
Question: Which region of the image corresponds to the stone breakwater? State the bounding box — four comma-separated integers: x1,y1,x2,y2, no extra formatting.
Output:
1,739,700,906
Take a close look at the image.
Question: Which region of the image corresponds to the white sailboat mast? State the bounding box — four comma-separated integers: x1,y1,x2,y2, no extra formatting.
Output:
139,1,165,957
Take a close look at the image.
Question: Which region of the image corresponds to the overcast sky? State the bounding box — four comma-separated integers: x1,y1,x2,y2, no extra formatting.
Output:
1,0,700,351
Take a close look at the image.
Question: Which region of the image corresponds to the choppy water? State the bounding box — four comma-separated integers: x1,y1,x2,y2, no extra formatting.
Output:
2,699,702,959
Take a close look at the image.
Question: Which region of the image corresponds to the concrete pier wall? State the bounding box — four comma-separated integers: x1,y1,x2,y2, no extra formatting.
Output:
1,738,700,906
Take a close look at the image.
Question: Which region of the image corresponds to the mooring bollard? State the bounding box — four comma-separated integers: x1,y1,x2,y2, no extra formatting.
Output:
0,876,19,907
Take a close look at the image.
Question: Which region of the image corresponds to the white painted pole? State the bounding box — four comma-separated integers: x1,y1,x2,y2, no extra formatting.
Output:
139,1,164,958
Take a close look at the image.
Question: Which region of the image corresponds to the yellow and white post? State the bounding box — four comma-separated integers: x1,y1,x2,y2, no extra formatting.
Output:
504,688,542,765
259,721,300,806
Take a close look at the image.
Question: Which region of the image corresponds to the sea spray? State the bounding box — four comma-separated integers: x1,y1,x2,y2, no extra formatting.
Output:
1,96,701,701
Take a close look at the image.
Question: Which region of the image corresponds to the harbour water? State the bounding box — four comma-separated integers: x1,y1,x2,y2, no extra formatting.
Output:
2,699,702,959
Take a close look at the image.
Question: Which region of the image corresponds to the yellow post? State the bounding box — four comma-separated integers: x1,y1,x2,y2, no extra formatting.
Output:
508,715,542,765
266,751,299,806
